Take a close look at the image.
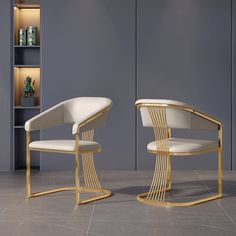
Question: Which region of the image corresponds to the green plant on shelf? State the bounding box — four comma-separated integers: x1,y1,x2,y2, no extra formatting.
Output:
23,76,35,97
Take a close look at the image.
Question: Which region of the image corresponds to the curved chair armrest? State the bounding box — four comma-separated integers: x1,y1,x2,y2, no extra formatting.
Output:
25,103,64,131
192,109,223,129
72,106,111,135
135,101,223,130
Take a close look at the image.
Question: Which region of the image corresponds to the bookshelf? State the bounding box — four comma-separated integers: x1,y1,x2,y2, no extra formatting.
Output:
13,0,41,169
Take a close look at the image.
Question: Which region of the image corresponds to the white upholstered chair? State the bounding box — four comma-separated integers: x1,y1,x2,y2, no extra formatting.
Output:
136,99,223,206
25,97,112,205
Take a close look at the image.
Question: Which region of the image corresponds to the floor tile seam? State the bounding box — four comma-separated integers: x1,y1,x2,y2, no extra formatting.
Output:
86,170,104,235
217,203,236,227
17,220,24,236
196,171,236,227
21,220,88,233
0,208,8,218
171,222,236,232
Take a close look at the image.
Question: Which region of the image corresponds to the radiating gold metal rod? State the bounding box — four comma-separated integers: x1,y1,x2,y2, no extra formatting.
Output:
26,128,111,205
153,108,164,201
167,156,171,189
136,103,223,207
167,128,172,189
82,130,102,190
159,152,166,201
162,155,169,201
218,126,223,195
75,133,80,205
147,108,160,200
147,107,170,202
149,155,159,200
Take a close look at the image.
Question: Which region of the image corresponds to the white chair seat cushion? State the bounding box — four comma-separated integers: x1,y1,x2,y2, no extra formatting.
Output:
147,138,217,154
29,140,101,153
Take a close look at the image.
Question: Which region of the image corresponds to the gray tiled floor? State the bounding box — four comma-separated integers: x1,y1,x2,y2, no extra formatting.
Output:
0,171,235,236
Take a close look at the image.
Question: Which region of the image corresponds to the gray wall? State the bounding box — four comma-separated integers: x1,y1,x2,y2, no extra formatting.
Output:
137,0,232,170
0,0,12,171
41,0,136,170
233,0,236,171
0,0,234,171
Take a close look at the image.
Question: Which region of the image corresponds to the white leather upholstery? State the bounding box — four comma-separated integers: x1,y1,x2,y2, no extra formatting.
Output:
136,99,192,108
136,99,219,130
29,140,101,153
147,138,217,154
25,97,112,133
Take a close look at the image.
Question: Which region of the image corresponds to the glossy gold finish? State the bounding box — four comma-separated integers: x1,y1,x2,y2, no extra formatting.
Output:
29,147,101,154
144,106,170,202
26,131,31,198
218,126,223,195
137,193,222,207
167,128,172,190
29,186,111,204
147,147,218,156
135,102,222,126
136,102,223,207
77,105,112,133
26,127,112,205
75,133,80,204
82,130,102,190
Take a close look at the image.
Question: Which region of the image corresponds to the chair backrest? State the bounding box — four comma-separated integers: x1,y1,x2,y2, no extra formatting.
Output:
136,99,218,130
62,97,112,132
63,97,111,123
24,97,112,132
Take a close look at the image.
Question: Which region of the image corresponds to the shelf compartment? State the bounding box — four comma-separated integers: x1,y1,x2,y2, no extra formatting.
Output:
14,109,40,126
14,129,40,169
14,6,40,46
13,0,41,171
14,67,40,106
14,47,40,65
14,107,40,127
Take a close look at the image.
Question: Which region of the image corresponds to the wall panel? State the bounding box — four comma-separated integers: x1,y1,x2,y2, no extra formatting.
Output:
233,0,236,170
41,0,135,170
0,0,12,171
137,0,232,170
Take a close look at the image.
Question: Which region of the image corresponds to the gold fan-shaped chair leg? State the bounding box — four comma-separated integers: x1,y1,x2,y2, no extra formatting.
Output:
136,107,222,207
26,130,112,205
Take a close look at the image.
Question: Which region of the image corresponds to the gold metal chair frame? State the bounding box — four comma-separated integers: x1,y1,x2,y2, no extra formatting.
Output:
136,103,223,207
26,108,112,205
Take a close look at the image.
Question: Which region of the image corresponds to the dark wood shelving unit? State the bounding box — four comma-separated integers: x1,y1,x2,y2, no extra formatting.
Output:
13,0,41,170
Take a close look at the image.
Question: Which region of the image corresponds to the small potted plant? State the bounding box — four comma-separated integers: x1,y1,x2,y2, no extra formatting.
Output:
21,76,36,107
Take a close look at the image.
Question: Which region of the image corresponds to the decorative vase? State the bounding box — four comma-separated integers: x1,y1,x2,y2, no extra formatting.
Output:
19,28,27,46
27,26,37,46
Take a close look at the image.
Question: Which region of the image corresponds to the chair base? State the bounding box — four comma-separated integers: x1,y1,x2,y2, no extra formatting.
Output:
28,186,112,205
137,191,222,207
